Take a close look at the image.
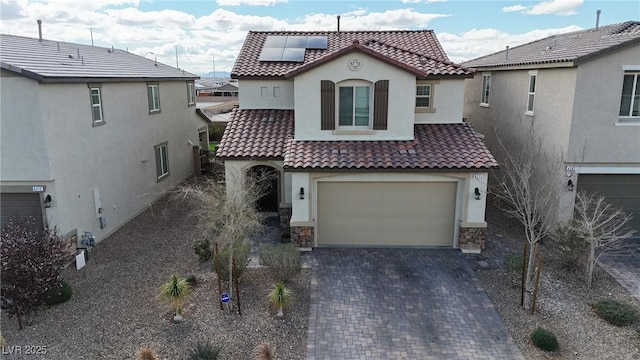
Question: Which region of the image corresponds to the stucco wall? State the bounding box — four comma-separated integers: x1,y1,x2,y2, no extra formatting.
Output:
464,67,576,164
238,79,294,109
3,79,202,242
293,52,416,141
414,79,466,124
569,44,640,164
0,71,52,180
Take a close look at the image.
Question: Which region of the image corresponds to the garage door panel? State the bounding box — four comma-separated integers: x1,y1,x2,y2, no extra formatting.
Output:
1,193,44,229
318,182,455,247
577,174,640,232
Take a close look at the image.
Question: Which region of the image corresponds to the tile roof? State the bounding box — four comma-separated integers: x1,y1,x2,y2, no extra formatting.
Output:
0,34,198,82
232,31,473,79
463,21,640,69
217,108,497,170
216,108,294,159
284,123,497,170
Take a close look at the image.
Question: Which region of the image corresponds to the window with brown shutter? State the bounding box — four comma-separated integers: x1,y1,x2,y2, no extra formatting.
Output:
373,80,388,130
320,80,335,130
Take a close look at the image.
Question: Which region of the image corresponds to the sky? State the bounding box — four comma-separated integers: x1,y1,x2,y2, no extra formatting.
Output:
0,0,638,76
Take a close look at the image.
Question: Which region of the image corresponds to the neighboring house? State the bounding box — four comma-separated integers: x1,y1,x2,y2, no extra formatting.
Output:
0,34,209,245
462,21,640,232
196,79,239,97
217,30,498,252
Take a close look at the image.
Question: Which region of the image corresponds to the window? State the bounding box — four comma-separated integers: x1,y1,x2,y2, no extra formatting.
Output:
416,84,432,108
481,73,491,106
339,85,370,127
273,86,280,97
526,71,537,115
147,83,160,113
619,72,640,118
261,87,268,97
89,84,104,125
154,143,169,180
187,81,195,105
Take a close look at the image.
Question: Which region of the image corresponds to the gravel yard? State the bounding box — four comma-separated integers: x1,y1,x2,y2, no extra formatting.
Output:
1,193,310,360
476,200,640,360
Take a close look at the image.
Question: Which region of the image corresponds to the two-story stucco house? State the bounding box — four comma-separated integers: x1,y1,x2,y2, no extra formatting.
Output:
462,21,640,233
217,30,498,252
0,34,209,245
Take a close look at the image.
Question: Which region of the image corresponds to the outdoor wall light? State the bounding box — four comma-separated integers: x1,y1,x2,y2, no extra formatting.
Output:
474,187,481,200
299,187,305,200
43,194,52,208
567,179,574,192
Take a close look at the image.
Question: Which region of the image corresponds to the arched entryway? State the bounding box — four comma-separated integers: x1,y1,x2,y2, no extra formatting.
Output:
246,165,280,212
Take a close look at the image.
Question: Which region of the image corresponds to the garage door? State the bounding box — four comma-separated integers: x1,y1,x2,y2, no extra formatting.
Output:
317,182,456,246
1,193,44,230
577,174,640,233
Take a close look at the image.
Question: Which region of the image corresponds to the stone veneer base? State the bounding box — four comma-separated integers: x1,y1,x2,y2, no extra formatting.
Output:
458,226,486,253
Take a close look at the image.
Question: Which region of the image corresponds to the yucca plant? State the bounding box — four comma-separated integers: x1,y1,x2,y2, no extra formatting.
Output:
159,273,191,321
268,282,291,317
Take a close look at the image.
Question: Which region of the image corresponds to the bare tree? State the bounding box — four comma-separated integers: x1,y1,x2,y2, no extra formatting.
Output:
174,171,272,312
569,191,635,288
491,125,564,310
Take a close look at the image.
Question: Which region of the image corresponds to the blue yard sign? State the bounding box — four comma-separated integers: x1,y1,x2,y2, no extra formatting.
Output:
220,292,230,304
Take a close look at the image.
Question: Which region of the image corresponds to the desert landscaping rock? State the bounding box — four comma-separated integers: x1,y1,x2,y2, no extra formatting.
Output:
1,194,310,360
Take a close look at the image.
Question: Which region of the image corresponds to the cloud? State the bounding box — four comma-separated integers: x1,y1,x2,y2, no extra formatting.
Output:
217,0,287,6
501,0,583,16
527,0,583,15
437,25,583,63
0,0,28,20
502,4,529,13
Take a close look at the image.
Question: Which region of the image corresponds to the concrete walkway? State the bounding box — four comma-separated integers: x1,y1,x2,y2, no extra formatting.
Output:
306,248,523,360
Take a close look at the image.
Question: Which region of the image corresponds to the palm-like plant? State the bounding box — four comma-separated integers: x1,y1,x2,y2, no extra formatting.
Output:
159,273,191,321
268,282,291,317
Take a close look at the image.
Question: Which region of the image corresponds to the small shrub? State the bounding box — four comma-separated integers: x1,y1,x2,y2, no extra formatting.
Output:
550,221,587,271
259,243,301,282
42,281,72,305
159,274,191,317
530,327,558,352
193,238,213,263
503,252,527,287
186,275,198,288
253,342,275,360
186,342,222,360
213,240,251,282
592,299,639,326
135,346,158,360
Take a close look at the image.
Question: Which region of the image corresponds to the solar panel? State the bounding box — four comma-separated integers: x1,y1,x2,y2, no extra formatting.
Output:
306,36,328,49
285,36,308,48
259,47,285,61
263,36,287,48
280,47,305,62
259,35,327,62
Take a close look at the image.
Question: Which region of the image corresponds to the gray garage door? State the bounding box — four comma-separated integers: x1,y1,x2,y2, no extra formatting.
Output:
1,193,44,230
317,182,456,246
577,174,640,233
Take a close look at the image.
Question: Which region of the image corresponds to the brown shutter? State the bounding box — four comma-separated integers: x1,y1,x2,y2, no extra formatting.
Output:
373,80,389,130
321,80,335,130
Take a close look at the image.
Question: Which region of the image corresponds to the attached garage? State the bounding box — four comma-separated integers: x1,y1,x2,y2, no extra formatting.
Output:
0,193,44,229
577,174,640,232
317,181,456,247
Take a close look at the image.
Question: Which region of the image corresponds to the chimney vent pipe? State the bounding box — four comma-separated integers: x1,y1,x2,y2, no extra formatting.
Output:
37,20,42,42
595,10,601,30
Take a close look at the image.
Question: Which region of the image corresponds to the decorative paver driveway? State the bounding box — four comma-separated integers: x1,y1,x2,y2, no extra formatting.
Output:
306,248,523,360
599,239,640,302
